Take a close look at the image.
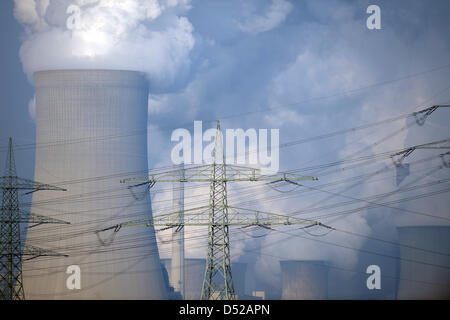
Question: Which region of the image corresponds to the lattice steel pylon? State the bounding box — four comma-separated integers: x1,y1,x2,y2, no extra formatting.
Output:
0,138,23,300
202,121,234,300
102,122,326,300
0,138,68,300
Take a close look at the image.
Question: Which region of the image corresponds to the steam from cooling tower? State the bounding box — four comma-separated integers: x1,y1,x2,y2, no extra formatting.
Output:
14,0,195,92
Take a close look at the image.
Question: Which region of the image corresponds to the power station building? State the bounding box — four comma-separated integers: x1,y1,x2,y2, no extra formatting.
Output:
23,70,168,299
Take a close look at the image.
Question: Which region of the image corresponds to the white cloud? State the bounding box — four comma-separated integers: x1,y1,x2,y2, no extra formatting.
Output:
239,0,293,34
14,0,195,92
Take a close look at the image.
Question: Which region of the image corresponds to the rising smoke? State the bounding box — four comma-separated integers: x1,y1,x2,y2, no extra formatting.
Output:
14,0,195,93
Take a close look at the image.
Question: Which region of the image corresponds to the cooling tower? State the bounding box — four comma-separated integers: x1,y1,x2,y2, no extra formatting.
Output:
23,70,168,299
396,226,450,299
280,260,328,300
231,262,247,298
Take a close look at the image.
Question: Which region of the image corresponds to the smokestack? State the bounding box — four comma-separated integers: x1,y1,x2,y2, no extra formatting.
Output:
396,226,450,299
171,163,185,298
280,260,328,300
23,70,168,299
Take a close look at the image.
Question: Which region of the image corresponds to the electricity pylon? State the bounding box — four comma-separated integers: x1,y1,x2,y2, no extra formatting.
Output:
101,122,327,300
0,138,68,300
203,125,233,300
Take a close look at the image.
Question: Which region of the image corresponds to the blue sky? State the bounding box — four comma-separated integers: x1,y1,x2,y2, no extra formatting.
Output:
1,0,450,299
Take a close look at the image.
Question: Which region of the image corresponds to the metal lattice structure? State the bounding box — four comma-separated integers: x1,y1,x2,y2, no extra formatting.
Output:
102,121,327,300
390,138,450,165
102,206,330,230
202,122,234,300
0,138,68,300
0,139,23,300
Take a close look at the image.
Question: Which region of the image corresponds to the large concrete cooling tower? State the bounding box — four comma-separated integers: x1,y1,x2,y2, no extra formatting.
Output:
23,70,168,299
396,226,450,299
280,260,328,300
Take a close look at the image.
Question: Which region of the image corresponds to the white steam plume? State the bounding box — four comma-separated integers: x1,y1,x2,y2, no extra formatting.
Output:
14,0,195,93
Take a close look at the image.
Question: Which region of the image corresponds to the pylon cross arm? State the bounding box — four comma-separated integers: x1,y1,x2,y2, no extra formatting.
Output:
227,206,333,228
0,177,67,193
0,210,70,226
120,164,317,185
20,244,68,261
97,205,332,231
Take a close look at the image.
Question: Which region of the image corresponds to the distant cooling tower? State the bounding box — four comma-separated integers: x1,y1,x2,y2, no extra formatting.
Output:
280,260,328,300
231,262,247,298
396,226,450,299
23,70,168,299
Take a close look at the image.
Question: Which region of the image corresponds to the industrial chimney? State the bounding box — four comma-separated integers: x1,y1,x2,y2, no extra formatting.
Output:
280,260,328,300
396,226,450,299
23,70,168,299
